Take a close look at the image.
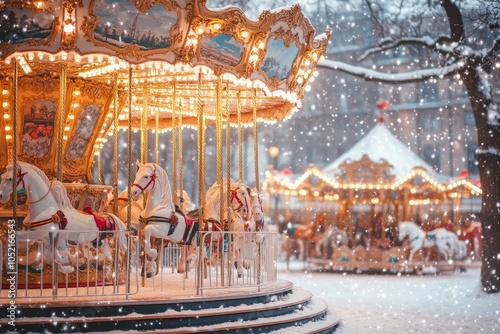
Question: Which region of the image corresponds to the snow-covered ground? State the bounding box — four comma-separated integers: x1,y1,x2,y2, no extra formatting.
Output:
278,260,500,333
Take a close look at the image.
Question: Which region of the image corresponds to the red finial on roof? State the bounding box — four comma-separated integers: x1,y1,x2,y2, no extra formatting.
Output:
376,100,390,124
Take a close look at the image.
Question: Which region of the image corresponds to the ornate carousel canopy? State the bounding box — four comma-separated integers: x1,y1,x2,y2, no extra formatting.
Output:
0,0,330,181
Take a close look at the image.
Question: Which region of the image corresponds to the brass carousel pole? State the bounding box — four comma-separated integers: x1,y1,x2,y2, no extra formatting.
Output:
178,101,184,212
252,87,262,291
171,82,178,206
97,151,102,185
225,83,232,286
196,72,205,295
113,74,119,215
215,76,224,286
178,101,188,282
237,92,243,183
155,110,159,165
12,60,18,228
127,66,133,292
57,65,67,181
10,60,19,299
141,86,148,164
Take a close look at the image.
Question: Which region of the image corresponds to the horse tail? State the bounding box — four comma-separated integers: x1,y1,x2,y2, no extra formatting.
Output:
109,213,128,253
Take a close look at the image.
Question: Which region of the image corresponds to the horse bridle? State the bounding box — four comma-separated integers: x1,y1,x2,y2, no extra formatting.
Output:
16,168,28,189
10,167,52,205
133,167,157,195
230,187,250,217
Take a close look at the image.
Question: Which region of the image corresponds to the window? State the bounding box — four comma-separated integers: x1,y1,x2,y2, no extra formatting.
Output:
423,145,441,171
465,111,475,127
422,82,439,101
422,114,441,131
467,144,478,174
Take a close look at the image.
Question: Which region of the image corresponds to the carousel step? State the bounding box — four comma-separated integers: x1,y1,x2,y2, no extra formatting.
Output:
7,285,341,333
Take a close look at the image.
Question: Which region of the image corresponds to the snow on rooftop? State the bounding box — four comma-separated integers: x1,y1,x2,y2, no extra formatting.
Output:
323,122,451,183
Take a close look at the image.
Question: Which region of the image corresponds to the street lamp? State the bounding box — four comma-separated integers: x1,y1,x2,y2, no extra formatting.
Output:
268,146,280,169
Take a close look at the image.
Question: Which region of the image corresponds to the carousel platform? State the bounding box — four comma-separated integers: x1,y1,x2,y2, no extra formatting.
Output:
1,275,340,333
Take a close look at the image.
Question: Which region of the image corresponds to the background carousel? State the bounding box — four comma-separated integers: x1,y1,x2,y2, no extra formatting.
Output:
265,116,482,272
0,1,340,333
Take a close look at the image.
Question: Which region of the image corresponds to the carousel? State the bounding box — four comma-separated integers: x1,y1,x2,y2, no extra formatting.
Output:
265,117,482,273
0,1,340,332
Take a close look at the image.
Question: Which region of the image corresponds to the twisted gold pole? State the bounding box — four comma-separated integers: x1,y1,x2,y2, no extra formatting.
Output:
253,88,258,193
57,65,67,181
225,84,232,287
237,92,243,183
216,76,224,286
141,86,148,164
97,151,102,185
171,82,178,206
12,60,18,226
113,74,119,214
225,83,231,231
216,76,223,225
155,110,159,164
178,101,184,211
127,66,133,231
196,72,204,295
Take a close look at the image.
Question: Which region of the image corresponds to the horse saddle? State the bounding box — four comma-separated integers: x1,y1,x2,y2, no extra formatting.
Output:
82,206,115,232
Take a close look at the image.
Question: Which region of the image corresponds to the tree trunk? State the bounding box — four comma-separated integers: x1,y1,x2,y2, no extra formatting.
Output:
464,68,500,293
477,152,500,293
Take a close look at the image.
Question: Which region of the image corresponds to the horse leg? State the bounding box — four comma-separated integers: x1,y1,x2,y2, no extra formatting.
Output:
408,247,418,263
297,238,305,261
177,244,186,274
233,238,243,278
53,234,74,274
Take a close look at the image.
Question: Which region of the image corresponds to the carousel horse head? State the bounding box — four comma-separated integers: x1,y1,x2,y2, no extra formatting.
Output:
131,161,166,201
398,221,417,242
229,183,252,221
0,162,25,202
249,188,264,223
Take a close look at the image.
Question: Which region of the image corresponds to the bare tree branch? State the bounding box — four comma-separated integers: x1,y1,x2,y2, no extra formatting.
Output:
358,36,453,61
318,59,461,84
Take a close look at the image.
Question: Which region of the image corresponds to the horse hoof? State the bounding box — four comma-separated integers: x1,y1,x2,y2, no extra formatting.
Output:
59,265,74,274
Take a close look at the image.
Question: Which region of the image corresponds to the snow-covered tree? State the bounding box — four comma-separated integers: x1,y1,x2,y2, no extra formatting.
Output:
318,0,500,293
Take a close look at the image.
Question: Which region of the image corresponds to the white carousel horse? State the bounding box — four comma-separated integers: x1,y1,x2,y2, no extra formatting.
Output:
132,162,201,276
110,187,144,232
398,221,453,262
315,227,349,259
437,228,468,260
201,179,254,278
0,162,127,274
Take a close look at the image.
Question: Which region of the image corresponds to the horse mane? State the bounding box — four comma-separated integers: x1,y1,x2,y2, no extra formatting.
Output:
8,161,51,189
149,163,174,212
204,178,237,220
51,180,75,212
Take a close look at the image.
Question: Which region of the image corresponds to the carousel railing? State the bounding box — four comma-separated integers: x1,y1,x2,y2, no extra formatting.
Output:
0,230,139,300
0,231,279,300
197,231,278,295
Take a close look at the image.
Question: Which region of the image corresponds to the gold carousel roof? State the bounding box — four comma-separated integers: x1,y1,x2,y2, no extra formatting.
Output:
0,0,330,181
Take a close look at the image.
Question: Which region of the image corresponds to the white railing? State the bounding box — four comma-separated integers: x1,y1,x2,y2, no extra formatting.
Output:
0,230,278,300
196,231,278,295
0,229,139,299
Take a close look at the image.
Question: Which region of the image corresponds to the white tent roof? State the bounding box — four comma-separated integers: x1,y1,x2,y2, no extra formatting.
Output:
322,122,452,182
